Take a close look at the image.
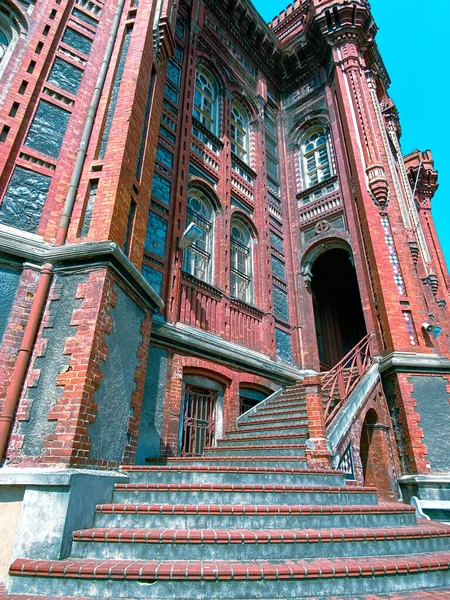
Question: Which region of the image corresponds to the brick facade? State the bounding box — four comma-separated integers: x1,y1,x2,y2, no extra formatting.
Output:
0,0,449,484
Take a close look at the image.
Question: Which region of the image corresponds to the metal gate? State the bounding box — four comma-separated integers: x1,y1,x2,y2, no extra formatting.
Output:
181,385,217,456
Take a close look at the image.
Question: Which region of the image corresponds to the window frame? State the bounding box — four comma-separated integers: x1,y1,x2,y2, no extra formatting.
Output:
302,127,332,189
193,68,218,135
182,191,215,284
230,219,253,304
230,100,249,164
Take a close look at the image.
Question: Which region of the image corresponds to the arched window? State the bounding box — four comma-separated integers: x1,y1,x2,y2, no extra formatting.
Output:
193,68,218,134
0,28,9,60
230,219,253,303
0,4,25,79
302,128,331,188
231,101,249,163
183,192,214,282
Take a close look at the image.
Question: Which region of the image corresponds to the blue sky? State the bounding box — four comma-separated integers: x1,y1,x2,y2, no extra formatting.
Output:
254,0,450,268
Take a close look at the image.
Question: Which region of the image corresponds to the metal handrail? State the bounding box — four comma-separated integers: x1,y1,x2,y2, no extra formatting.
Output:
321,333,374,428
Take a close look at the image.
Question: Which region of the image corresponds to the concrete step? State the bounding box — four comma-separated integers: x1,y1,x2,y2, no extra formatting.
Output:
71,524,450,561
8,553,450,598
119,465,345,486
94,502,418,530
145,455,309,468
111,482,379,506
4,589,450,600
203,443,307,457
146,460,307,469
217,433,308,447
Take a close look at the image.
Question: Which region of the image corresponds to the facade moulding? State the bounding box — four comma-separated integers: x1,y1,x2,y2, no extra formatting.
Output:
378,352,450,375
0,226,163,313
327,363,381,456
151,319,314,384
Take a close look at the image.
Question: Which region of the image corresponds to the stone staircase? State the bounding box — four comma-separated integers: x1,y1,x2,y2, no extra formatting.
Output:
4,382,450,598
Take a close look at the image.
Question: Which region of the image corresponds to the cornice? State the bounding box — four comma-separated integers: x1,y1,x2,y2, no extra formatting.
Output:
0,225,164,313
378,351,450,375
151,319,314,384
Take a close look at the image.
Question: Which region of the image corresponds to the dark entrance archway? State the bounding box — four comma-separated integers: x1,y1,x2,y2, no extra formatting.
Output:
311,248,366,370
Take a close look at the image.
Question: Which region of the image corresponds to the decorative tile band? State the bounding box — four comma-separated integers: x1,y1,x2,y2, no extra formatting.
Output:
380,214,407,297
403,310,418,346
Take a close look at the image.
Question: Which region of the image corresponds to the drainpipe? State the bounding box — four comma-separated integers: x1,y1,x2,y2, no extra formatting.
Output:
55,0,127,245
0,0,127,462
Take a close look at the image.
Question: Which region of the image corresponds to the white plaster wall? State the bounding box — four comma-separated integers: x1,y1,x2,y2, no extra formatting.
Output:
0,487,24,583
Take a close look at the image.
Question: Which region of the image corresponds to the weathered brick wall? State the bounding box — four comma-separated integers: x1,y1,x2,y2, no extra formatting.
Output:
7,268,153,468
159,352,279,457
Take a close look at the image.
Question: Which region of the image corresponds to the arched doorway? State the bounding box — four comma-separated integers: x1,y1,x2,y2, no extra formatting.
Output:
311,248,366,370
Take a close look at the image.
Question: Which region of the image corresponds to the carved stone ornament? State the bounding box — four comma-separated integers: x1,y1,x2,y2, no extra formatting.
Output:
302,263,313,289
366,163,390,209
314,220,331,235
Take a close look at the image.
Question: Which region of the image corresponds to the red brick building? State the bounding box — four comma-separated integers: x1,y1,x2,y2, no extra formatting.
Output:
0,0,449,595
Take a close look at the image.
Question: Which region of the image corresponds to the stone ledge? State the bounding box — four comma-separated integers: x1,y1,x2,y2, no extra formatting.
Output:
0,225,164,313
378,351,450,374
152,319,315,384
0,467,127,487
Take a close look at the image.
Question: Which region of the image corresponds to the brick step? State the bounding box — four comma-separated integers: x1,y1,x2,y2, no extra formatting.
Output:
235,417,309,430
112,482,379,505
119,465,345,486
261,398,307,410
8,553,450,598
269,393,306,403
71,524,450,561
227,424,308,437
249,407,308,419
145,456,309,468
94,502,418,530
203,443,307,457
217,433,308,446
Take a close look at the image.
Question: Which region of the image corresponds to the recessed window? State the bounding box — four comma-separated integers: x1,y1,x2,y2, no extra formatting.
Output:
182,192,214,283
231,100,249,164
0,7,25,77
230,219,253,303
302,128,331,188
193,68,218,134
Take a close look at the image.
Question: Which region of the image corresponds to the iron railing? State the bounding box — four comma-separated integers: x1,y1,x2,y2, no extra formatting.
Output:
321,333,374,428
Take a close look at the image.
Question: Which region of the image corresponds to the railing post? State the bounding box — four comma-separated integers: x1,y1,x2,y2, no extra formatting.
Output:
303,376,332,468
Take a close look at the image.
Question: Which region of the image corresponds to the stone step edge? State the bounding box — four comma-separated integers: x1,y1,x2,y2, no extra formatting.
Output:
204,444,307,452
145,456,308,463
73,524,450,543
215,431,309,450
96,502,416,515
9,553,450,581
121,465,342,475
3,592,450,600
114,483,378,493
217,433,308,443
250,408,308,417
235,418,309,428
